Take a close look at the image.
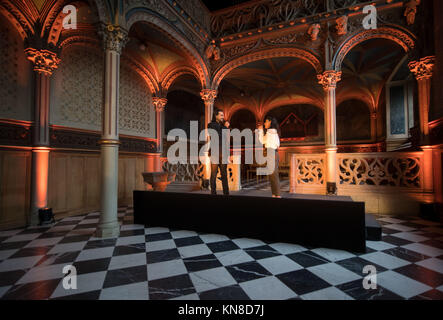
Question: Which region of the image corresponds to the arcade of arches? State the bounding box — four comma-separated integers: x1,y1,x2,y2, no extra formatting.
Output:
0,0,442,234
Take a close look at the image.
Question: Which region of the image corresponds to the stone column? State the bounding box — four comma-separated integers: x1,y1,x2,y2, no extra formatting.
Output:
152,97,167,172
370,112,378,141
25,48,60,226
317,70,342,195
200,89,218,179
153,97,167,154
409,57,436,196
409,56,435,145
145,155,155,173
96,24,128,238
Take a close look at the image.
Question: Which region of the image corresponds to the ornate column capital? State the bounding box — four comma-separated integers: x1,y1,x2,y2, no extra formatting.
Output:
317,70,342,91
153,97,168,112
24,48,60,76
200,89,218,104
99,24,129,54
409,56,435,80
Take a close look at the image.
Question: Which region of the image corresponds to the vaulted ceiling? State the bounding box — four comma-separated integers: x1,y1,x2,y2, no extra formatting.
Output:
126,22,198,87
217,57,325,119
338,38,406,109
216,38,406,119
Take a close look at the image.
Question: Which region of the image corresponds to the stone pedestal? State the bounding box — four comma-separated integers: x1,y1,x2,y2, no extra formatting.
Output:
142,172,176,191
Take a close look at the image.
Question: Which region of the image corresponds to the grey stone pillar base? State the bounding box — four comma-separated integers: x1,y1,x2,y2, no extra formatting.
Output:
29,209,40,227
95,221,120,238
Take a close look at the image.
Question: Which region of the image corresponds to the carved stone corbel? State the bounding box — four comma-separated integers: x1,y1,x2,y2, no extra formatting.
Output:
307,23,321,41
404,0,420,26
335,16,348,36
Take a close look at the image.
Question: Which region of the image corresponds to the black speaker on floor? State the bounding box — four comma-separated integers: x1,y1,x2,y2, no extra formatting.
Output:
39,208,55,226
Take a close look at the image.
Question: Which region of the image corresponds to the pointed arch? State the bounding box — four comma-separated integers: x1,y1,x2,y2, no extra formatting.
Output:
161,65,202,92
0,0,35,39
333,26,416,72
212,47,323,90
125,9,210,90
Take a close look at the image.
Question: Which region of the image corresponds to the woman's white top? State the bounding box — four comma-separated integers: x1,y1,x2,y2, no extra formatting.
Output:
257,128,280,150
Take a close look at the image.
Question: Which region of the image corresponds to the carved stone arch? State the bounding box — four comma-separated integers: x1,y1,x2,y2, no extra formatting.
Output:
42,0,70,39
44,1,106,47
161,66,202,92
121,55,160,95
59,33,101,49
336,94,376,114
0,0,35,39
125,9,210,90
212,47,323,90
333,26,416,72
226,104,260,122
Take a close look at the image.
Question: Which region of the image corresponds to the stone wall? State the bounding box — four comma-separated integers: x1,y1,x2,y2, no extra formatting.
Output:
0,18,33,121
51,44,155,138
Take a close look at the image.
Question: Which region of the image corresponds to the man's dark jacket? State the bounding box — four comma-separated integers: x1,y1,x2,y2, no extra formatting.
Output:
207,120,229,159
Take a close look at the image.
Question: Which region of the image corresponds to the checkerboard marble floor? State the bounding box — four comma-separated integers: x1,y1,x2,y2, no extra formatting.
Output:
1,207,443,300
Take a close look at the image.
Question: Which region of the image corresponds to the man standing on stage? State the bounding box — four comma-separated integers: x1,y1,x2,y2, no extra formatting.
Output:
207,109,230,195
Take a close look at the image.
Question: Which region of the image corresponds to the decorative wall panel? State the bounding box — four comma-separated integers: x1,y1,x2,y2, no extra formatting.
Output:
51,45,103,131
0,20,32,121
51,46,155,138
119,63,155,138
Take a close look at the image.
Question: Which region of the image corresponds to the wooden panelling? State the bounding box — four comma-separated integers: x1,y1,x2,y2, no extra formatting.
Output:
85,156,100,208
0,150,31,229
0,150,154,229
118,156,147,206
48,153,98,216
48,152,149,217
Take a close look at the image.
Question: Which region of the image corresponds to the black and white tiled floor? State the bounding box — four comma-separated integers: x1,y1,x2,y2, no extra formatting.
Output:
0,208,443,300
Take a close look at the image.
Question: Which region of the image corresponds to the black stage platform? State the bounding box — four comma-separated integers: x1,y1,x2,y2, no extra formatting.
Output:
134,190,369,252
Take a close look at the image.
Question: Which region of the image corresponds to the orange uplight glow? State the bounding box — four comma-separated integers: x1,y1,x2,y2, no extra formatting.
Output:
33,147,50,209
421,146,434,196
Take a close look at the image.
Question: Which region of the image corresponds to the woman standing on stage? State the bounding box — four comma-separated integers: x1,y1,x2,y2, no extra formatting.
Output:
257,115,281,198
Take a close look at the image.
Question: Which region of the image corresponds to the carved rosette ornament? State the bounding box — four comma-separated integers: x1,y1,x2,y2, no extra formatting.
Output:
200,89,218,105
24,48,61,75
408,56,435,80
152,97,168,112
335,16,348,36
99,24,129,54
317,71,342,91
